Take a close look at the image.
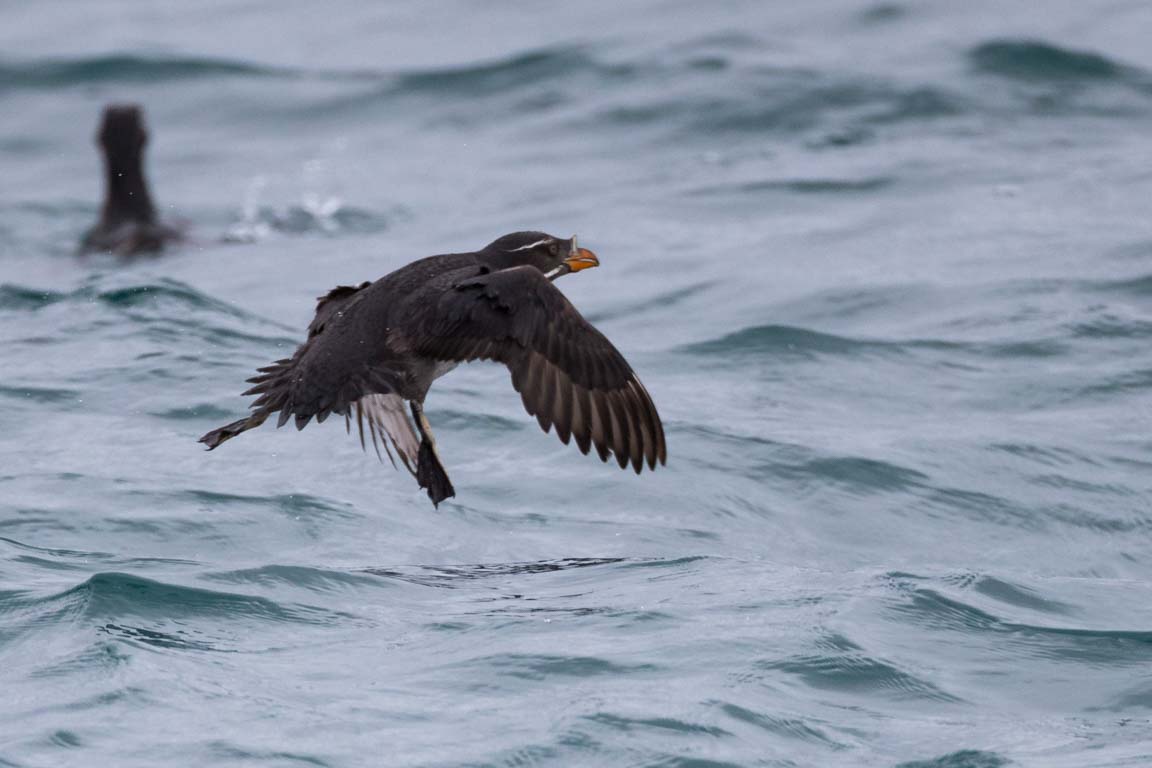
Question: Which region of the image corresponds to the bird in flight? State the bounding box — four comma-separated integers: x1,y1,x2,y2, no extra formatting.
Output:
199,231,667,506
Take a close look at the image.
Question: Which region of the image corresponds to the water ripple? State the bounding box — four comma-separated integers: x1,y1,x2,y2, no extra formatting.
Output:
393,47,629,95
971,40,1128,82
0,384,80,404
363,558,626,588
61,572,350,625
681,323,1062,361
584,712,729,737
895,751,1008,768
479,654,658,681
712,701,845,747
888,582,1152,666
763,633,961,702
204,564,388,592
0,53,289,88
688,176,894,197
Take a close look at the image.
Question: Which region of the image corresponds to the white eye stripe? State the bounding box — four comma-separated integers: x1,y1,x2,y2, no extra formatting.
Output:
507,238,553,252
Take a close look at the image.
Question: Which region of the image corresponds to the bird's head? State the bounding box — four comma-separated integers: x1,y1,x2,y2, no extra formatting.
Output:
97,104,149,168
483,231,599,280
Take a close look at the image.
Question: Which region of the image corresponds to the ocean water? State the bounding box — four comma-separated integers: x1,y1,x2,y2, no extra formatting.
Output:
3,1,1152,765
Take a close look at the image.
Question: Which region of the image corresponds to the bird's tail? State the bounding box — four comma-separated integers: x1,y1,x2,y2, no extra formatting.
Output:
199,413,268,450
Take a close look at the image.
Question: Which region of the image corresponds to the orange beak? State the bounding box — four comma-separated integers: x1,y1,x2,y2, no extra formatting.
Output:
564,247,599,272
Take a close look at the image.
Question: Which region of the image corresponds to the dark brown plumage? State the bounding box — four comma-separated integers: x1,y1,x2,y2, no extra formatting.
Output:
199,231,666,506
81,104,181,256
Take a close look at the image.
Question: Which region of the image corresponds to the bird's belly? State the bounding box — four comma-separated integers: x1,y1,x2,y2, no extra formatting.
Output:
397,358,459,402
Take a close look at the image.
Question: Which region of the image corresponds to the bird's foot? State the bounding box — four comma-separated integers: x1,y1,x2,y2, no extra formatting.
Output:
416,437,455,507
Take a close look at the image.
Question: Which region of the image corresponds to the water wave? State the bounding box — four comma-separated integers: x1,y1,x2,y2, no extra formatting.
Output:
886,578,1152,665
363,557,626,588
0,384,80,404
475,654,658,681
0,278,297,368
1100,272,1152,297
0,53,289,89
971,40,1127,82
0,284,69,310
688,176,894,197
969,575,1074,615
681,324,1062,361
712,701,845,747
15,36,1130,162
63,572,346,624
968,38,1152,116
896,751,1007,768
0,571,362,658
130,489,361,521
148,403,236,421
764,632,961,701
203,564,387,592
202,744,331,768
585,712,728,737
1,277,258,320
394,48,625,95
0,535,197,571
98,623,220,651
773,456,930,495
584,69,962,143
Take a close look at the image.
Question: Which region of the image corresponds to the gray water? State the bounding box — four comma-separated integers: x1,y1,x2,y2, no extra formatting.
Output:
3,1,1152,766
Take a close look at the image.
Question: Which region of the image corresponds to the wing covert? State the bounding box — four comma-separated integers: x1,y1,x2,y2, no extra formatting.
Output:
407,266,666,472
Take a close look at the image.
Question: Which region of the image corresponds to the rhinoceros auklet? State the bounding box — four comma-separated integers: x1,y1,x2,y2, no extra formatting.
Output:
81,104,181,256
199,232,667,506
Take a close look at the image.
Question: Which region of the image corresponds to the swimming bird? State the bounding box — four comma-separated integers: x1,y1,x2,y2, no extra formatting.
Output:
81,104,181,256
199,232,667,506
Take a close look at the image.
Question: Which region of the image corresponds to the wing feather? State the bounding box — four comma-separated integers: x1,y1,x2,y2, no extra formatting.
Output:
238,280,411,462
404,266,665,472
606,390,630,470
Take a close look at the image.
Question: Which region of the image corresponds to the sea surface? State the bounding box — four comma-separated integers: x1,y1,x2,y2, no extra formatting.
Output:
3,1,1152,766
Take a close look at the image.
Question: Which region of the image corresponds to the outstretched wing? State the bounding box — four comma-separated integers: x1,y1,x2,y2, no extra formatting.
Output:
243,282,420,471
405,266,666,472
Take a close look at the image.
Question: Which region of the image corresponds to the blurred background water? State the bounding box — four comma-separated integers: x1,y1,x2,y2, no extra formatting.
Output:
3,1,1152,766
